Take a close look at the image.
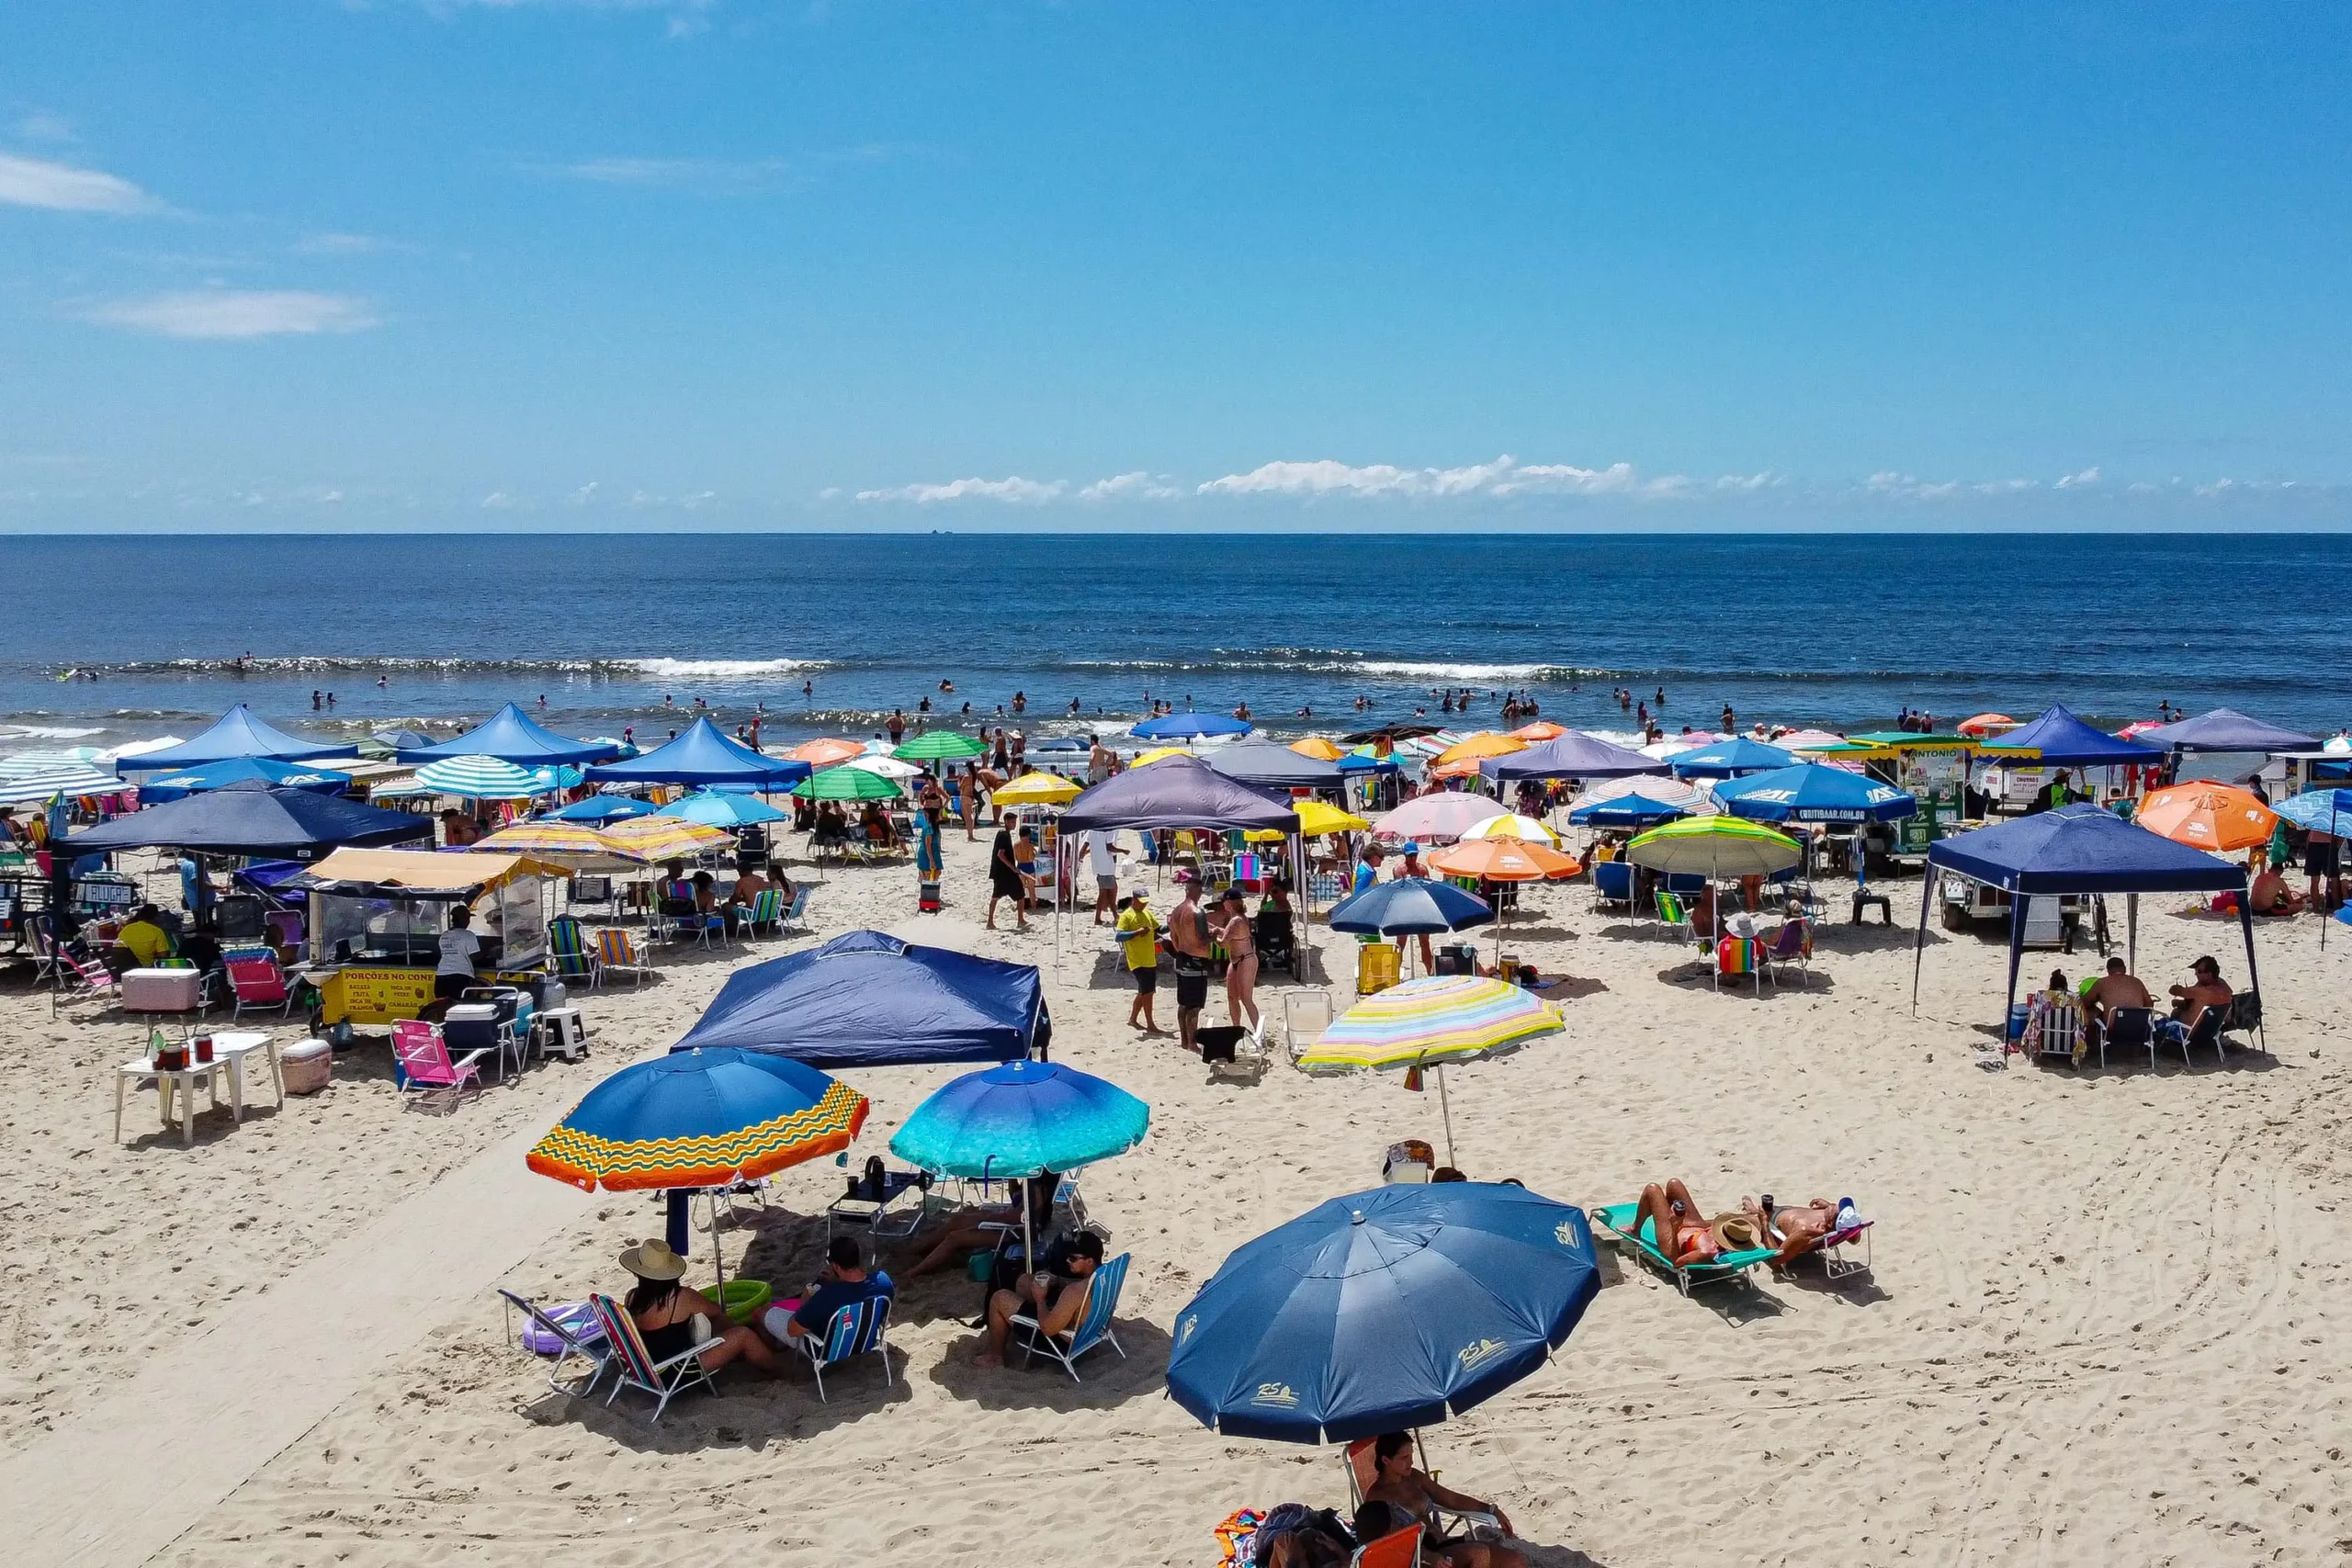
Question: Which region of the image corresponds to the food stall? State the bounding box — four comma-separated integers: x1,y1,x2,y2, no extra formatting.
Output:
293,848,560,1027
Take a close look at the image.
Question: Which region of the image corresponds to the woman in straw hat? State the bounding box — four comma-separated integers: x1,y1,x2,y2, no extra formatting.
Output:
619,1238,787,1379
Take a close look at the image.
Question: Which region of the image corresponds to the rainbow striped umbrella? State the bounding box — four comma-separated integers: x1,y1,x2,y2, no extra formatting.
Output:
601,814,737,861
1295,976,1562,1166
528,1046,867,1193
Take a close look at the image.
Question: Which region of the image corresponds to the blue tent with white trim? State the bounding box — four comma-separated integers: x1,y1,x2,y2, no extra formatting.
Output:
1666,737,1794,778
137,756,355,802
1973,705,2160,770
1914,804,2254,1040
584,716,811,789
112,705,356,772
1481,730,1664,783
398,702,619,766
1714,763,1917,824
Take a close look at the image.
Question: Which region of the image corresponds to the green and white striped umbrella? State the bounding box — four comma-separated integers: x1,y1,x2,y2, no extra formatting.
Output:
413,755,547,799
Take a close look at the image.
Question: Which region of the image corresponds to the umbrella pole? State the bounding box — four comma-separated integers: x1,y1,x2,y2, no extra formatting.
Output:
1435,1062,1456,1169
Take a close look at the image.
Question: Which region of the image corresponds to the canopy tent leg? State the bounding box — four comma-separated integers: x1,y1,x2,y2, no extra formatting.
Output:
2002,893,2029,1051
1910,866,1936,1014
2238,897,2260,1016
2127,893,2138,974
665,1187,692,1259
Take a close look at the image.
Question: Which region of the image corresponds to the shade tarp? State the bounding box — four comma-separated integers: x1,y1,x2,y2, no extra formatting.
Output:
1480,730,1665,783
113,704,356,771
2140,708,2318,754
1973,705,2161,769
670,929,1049,1069
61,782,432,861
295,845,562,893
1060,754,1298,834
1206,739,1346,789
398,703,618,766
1925,803,2245,895
584,716,812,788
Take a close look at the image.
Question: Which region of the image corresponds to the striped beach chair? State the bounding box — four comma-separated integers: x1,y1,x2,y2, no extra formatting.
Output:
585,1293,718,1424
1012,1252,1130,1382
547,917,599,987
787,1292,897,1402
594,927,653,987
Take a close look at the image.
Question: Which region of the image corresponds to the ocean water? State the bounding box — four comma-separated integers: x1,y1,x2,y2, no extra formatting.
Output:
4,532,2347,755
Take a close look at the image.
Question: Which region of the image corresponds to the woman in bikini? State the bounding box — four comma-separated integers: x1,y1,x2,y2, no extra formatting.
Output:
617,1239,786,1378
1634,1178,1727,1265
1216,887,1261,1031
1363,1431,1527,1568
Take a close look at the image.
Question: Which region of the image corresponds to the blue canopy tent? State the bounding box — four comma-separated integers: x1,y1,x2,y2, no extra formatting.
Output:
584,716,812,790
1480,730,1666,784
669,929,1049,1069
1566,786,1695,829
137,755,355,803
1667,737,1795,778
1131,713,1252,740
113,704,356,772
1714,763,1917,823
1973,705,2161,770
2142,708,2318,755
1335,750,1400,774
1206,739,1344,791
61,780,434,862
547,795,659,823
1913,804,2254,1039
398,702,620,766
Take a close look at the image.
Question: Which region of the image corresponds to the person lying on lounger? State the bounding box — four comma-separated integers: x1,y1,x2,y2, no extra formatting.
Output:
1634,1179,1758,1265
1742,1194,1856,1269
902,1172,1059,1278
1363,1431,1528,1568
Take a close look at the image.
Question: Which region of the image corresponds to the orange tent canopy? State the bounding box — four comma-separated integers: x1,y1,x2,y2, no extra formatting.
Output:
1511,720,1566,742
1955,713,2018,738
790,737,868,765
2134,783,2278,852
1428,836,1582,881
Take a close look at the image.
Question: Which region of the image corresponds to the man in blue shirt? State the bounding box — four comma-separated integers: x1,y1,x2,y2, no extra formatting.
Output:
775,1236,893,1348
1351,842,1386,897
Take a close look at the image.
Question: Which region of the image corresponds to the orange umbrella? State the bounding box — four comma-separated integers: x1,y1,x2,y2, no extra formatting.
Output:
1511,720,1566,742
1429,836,1582,881
789,737,868,766
1289,736,1347,761
1433,731,1527,766
2134,783,2278,852
1428,756,1490,781
1955,713,2018,738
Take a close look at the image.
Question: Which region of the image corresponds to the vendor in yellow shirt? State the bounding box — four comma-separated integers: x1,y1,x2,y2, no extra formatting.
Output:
1114,887,1163,1035
110,904,175,973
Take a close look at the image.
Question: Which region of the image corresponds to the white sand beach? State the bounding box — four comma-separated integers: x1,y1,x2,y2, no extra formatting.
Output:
4,835,2349,1568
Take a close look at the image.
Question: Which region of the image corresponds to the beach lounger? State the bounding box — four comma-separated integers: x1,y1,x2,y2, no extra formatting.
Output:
1282,989,1331,1066
1011,1251,1130,1381
1589,1201,1779,1296
784,1292,897,1402
1344,1436,1501,1542
546,917,599,987
593,927,653,987
585,1292,719,1423
390,1020,487,1112
497,1288,611,1398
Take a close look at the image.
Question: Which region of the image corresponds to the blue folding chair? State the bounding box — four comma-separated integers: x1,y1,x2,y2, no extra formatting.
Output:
1012,1252,1130,1382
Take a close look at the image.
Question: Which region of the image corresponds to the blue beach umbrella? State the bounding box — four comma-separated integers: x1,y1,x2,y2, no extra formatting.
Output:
548,795,659,823
1566,786,1697,829
1326,876,1494,936
2273,788,2352,833
1131,713,1253,740
1713,762,1917,824
1667,737,1796,778
656,789,793,828
1165,1181,1601,1442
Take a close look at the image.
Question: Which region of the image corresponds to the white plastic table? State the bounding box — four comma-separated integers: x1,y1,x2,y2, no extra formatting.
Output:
112,1032,281,1145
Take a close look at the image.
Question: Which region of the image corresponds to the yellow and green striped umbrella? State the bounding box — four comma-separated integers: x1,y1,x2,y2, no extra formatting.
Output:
601,814,737,861
1625,815,1802,878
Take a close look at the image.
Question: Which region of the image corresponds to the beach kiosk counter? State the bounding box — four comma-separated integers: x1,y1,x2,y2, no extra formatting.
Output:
292,848,558,1026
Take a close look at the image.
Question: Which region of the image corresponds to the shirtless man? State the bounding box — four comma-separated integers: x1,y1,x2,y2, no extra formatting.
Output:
2249,862,2305,915
1168,871,1212,1054
1363,1431,1526,1568
2082,955,2154,1033
977,1229,1102,1369
2168,954,2233,1032
1744,1194,1847,1269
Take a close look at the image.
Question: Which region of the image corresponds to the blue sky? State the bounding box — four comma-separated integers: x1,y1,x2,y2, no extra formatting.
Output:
2,2,2346,532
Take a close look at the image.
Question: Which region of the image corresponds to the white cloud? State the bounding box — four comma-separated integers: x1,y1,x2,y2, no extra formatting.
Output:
295,231,393,255
856,476,1065,504
570,480,601,504
2056,466,2101,489
544,156,788,195
1973,478,2040,496
1197,455,1682,501
0,152,159,215
82,290,379,340
1078,470,1182,502
481,491,522,510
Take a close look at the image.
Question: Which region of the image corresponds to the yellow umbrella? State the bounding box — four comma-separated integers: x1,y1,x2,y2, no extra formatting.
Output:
1461,811,1564,848
1289,736,1347,761
602,815,737,861
471,821,653,870
994,771,1082,807
1433,731,1527,766
1245,799,1372,840
1134,746,1194,766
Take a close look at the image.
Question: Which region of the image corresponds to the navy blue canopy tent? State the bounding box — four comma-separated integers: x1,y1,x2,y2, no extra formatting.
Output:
399,702,619,766
137,755,355,802
1914,804,2254,1037
1973,705,2161,770
1165,1181,1601,1442
1061,755,1299,834
114,704,357,772
62,780,433,862
2142,708,2318,755
1207,739,1344,790
584,716,811,789
1715,763,1917,823
1667,737,1795,778
671,930,1047,1068
1131,713,1252,740
1480,730,1665,784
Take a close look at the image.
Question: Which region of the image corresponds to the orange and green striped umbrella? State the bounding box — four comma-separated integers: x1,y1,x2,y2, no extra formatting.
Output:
528,1046,867,1192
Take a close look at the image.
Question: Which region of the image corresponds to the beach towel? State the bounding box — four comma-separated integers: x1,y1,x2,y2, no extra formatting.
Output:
1213,1508,1264,1567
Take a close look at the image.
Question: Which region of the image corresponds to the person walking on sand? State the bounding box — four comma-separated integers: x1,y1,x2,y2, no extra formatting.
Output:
1168,871,1212,1054
987,821,1029,931
1115,889,1163,1032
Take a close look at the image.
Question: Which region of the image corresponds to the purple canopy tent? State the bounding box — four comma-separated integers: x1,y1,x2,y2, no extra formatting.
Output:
1054,755,1301,958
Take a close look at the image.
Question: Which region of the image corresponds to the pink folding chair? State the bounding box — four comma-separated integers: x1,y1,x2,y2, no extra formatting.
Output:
225,954,294,1021
390,1020,488,1113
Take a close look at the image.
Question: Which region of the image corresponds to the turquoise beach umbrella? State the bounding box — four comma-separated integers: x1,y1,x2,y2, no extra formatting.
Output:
889,1059,1149,1179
